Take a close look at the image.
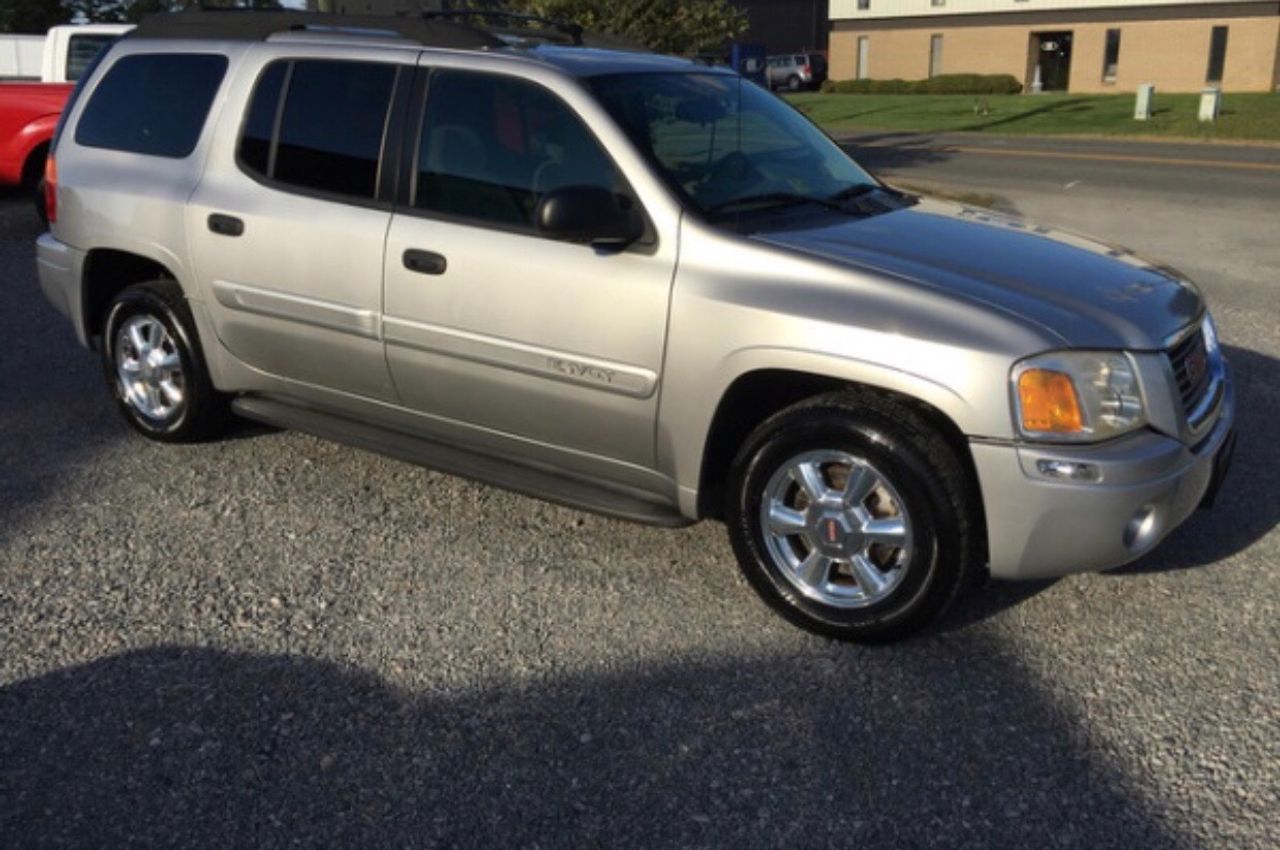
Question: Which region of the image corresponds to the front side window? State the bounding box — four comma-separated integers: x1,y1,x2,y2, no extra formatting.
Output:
414,70,625,230
76,53,227,158
590,72,876,217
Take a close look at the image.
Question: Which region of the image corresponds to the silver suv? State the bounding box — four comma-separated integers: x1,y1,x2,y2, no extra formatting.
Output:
766,53,823,91
37,11,1235,641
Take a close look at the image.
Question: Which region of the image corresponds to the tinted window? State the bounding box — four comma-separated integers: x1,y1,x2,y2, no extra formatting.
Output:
416,70,624,230
272,60,397,199
237,62,288,177
65,34,116,82
76,53,227,158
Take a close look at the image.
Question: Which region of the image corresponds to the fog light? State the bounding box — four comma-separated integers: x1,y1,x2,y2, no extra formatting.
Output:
1035,459,1100,482
1123,505,1160,550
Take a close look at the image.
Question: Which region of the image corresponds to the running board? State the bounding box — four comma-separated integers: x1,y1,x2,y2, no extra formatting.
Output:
230,395,692,528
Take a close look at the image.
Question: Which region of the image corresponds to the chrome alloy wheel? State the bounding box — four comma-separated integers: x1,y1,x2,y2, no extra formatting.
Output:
760,450,912,608
114,314,185,422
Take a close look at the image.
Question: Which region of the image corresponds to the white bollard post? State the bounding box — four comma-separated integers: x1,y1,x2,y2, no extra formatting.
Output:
1199,87,1222,122
1134,84,1155,120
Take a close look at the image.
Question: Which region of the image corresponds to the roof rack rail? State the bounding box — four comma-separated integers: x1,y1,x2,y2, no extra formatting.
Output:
131,9,506,50
423,9,585,46
129,8,649,53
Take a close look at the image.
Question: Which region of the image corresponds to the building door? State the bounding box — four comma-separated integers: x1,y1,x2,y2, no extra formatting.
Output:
1034,32,1073,92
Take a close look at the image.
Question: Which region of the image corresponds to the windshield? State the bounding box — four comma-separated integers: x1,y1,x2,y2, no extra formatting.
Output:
589,72,877,217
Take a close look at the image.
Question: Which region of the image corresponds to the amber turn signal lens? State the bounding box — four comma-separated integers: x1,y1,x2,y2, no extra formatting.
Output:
1018,369,1084,433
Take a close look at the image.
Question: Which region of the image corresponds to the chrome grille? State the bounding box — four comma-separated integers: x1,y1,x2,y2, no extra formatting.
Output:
1167,326,1212,417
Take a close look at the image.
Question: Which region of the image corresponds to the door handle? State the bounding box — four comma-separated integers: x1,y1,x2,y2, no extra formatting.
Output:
403,249,447,276
208,213,244,237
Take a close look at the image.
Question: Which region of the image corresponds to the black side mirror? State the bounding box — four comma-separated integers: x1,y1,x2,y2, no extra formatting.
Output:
535,186,644,248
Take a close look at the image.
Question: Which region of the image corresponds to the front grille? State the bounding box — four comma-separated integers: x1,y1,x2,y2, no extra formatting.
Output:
1167,325,1213,417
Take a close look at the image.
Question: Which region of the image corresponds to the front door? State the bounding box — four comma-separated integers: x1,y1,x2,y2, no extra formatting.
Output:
382,67,675,468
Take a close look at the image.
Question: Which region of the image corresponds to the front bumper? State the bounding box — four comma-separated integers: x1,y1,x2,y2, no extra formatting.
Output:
971,364,1235,580
35,232,89,348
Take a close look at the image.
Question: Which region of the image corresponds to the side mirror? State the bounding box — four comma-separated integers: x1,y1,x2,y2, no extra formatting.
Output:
535,186,644,248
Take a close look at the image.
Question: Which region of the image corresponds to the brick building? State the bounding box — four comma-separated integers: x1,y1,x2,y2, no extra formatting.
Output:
828,0,1280,92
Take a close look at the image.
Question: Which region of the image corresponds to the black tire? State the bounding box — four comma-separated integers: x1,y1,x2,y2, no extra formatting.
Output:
21,147,48,227
725,390,980,642
100,279,229,443
786,74,802,92
33,177,48,227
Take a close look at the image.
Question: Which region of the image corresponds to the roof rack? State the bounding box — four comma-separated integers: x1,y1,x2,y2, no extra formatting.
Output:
423,9,584,46
130,8,648,53
131,9,506,50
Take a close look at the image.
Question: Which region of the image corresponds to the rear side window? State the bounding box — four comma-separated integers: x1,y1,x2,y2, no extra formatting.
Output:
75,53,227,158
238,59,397,201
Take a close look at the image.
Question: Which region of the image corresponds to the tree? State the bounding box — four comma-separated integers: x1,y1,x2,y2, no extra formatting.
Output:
0,0,71,33
502,0,747,56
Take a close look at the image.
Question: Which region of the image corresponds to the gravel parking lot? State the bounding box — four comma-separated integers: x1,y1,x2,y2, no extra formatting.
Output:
1,177,1277,848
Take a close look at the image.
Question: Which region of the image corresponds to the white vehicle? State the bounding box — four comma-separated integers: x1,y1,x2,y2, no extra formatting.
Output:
4,24,134,84
0,35,44,80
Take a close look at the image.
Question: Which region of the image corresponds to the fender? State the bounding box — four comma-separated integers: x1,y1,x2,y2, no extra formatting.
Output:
0,112,59,185
661,346,986,517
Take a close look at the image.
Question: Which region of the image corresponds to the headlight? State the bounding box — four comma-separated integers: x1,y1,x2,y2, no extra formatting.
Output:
1012,351,1146,442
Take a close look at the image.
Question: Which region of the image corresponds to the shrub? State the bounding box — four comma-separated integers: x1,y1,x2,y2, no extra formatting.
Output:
821,74,1022,95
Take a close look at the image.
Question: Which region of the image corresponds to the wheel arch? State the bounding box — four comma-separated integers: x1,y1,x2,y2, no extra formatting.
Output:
81,249,182,350
693,364,988,567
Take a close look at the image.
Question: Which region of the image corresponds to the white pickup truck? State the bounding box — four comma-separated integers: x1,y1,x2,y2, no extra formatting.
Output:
0,24,132,83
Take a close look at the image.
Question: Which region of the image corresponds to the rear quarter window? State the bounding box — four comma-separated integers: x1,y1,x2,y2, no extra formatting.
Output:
75,53,228,158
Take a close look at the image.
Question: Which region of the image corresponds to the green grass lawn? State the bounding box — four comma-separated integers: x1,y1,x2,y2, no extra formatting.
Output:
787,92,1280,142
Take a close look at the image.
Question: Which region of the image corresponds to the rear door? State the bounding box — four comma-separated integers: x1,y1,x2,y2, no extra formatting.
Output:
187,47,411,401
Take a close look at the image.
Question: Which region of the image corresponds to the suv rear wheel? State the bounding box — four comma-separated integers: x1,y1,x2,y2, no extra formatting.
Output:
725,390,978,642
101,280,228,442
786,74,802,92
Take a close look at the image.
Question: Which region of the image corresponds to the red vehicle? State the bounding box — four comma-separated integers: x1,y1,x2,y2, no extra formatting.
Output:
0,81,72,210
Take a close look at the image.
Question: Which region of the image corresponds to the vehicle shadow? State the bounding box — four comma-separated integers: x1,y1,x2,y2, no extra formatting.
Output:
1110,344,1278,575
0,644,1201,849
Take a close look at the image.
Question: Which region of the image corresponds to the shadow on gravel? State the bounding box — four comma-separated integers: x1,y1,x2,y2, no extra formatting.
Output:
0,201,124,542
0,645,1197,849
1111,344,1277,575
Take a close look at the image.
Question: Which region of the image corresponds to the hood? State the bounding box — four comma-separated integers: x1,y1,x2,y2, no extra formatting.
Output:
751,198,1203,350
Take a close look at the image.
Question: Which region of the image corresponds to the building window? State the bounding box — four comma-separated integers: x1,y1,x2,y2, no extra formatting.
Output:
858,0,869,10
929,35,943,78
1102,28,1121,82
1206,26,1228,84
857,36,870,79
932,0,945,6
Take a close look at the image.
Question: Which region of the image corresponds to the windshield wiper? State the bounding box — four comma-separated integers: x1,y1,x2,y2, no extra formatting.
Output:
827,183,880,202
706,192,845,215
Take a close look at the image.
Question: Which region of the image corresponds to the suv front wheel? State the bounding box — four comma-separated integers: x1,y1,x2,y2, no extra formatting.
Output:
725,391,979,642
101,280,228,442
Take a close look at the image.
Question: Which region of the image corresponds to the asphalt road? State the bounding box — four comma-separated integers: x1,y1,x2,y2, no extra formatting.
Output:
2,140,1278,850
